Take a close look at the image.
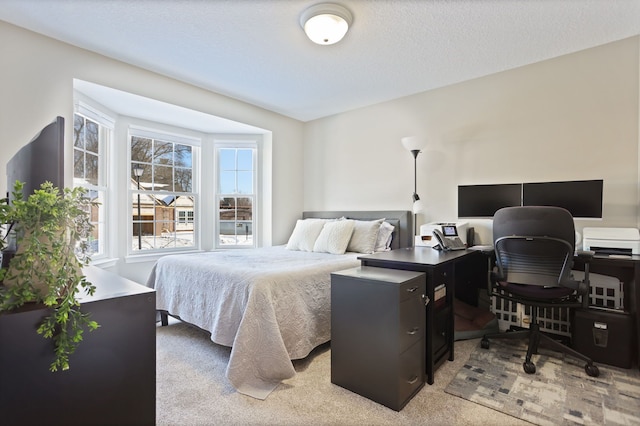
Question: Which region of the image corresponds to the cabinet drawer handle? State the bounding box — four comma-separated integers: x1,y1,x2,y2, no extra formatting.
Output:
407,376,419,385
406,286,419,293
406,326,420,335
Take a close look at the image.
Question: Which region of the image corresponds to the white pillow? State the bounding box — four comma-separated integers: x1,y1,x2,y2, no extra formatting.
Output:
347,219,384,254
286,219,327,251
374,221,395,252
313,220,355,254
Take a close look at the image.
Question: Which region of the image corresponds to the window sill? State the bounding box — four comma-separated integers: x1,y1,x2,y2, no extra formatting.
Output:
90,257,118,269
124,249,204,264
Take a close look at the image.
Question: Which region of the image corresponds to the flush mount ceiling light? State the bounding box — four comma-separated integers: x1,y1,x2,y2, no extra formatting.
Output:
300,3,353,45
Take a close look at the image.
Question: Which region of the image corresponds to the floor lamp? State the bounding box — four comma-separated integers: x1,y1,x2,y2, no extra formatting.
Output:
401,136,426,239
133,165,144,250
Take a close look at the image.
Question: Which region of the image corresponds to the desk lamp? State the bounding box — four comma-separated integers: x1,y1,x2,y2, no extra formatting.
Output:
401,136,426,236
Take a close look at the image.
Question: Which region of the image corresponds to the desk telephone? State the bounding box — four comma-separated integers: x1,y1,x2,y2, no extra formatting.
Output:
432,228,466,251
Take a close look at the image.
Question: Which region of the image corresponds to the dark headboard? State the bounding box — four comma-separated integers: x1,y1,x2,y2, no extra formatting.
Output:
301,210,413,250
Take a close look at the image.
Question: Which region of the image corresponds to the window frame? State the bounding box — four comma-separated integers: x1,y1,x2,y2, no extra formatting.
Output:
72,101,114,261
127,126,201,256
214,138,259,249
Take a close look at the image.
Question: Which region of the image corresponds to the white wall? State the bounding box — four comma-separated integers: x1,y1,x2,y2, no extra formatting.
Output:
0,20,304,283
2,19,639,282
304,36,640,245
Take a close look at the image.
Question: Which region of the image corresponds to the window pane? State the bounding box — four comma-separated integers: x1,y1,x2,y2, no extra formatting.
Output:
175,167,192,192
216,145,256,248
131,162,150,184
176,197,194,224
219,149,235,171
219,196,235,245
74,150,84,180
220,196,236,212
88,190,104,255
73,113,108,258
237,149,252,170
175,144,192,168
86,153,98,185
74,115,84,148
160,237,177,249
131,137,153,163
237,171,253,194
132,193,145,250
218,196,253,246
219,171,235,193
154,141,173,165
238,197,253,220
154,165,173,191
131,135,196,253
85,120,99,154
131,192,195,251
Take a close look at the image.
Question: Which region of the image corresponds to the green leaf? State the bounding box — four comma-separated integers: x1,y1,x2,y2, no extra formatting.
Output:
1,180,99,372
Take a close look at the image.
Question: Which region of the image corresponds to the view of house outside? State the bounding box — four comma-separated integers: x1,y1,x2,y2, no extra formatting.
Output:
131,135,196,252
129,139,256,251
216,147,255,247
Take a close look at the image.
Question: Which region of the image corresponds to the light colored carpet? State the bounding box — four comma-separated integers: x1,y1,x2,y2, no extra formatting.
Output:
156,321,527,425
445,339,640,426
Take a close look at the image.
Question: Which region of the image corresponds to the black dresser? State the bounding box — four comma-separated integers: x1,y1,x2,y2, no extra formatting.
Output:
0,266,156,425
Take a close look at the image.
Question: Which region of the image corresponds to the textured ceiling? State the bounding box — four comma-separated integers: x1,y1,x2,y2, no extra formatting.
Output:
1,0,639,122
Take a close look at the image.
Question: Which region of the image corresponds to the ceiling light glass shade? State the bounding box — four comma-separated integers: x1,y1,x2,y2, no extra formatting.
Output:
401,136,426,153
412,199,426,214
300,3,353,45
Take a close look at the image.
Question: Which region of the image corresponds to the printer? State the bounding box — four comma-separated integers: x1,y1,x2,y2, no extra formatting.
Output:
582,227,640,255
417,221,469,247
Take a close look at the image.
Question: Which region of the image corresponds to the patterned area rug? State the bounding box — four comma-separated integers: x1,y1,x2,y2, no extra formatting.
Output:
445,339,640,425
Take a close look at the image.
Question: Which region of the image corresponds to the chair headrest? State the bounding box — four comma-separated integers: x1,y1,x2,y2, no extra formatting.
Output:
493,206,575,251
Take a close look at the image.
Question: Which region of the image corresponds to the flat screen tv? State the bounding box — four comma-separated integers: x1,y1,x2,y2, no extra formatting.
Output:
522,179,603,219
458,183,522,218
6,116,65,203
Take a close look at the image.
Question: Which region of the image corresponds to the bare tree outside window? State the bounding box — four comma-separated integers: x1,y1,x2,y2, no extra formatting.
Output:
73,113,105,256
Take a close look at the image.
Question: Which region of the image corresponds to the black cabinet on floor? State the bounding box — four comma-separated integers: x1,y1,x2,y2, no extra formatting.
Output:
359,248,486,384
0,266,156,425
331,266,426,411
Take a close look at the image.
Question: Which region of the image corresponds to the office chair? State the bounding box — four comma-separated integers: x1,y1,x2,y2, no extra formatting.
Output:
481,206,599,377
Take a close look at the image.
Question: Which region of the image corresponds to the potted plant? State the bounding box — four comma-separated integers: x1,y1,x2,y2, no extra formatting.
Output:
0,180,99,372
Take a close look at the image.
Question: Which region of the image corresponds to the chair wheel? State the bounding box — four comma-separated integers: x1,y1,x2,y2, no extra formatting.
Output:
585,364,599,377
523,361,536,374
480,338,490,349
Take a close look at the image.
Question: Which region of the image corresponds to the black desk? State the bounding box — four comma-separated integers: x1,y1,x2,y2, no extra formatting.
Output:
483,250,639,370
359,247,486,384
573,254,640,370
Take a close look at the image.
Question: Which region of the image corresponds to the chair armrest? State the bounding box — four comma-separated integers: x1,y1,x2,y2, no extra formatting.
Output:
476,245,494,256
576,249,595,262
573,250,595,303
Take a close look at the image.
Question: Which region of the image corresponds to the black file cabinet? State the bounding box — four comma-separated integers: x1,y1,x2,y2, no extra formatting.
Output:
331,266,426,411
359,248,485,384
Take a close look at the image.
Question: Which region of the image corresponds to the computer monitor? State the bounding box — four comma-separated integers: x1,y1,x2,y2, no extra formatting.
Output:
457,183,522,218
522,179,603,219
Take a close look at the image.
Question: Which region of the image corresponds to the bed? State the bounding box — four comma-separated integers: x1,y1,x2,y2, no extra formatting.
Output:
147,210,412,399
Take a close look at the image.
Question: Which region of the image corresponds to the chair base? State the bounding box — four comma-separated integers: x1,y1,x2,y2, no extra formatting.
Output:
481,323,600,377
